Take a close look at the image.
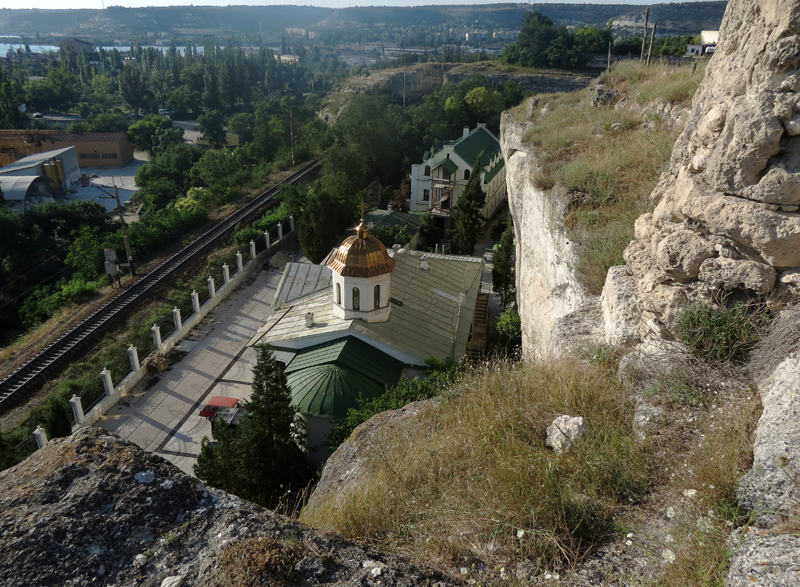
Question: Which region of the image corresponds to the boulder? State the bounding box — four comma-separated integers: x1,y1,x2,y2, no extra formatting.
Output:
737,354,800,527
682,193,800,268
590,88,618,108
740,167,800,205
546,415,586,455
655,230,717,283
0,428,461,587
601,265,644,348
698,257,777,295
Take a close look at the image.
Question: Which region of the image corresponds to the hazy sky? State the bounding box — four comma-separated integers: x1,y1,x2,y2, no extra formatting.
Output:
1,0,709,11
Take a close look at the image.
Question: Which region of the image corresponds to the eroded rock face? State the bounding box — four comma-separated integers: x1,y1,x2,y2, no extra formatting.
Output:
0,428,461,587
616,0,800,338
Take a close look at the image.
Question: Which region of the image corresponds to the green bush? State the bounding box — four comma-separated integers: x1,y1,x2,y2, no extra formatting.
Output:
327,357,463,450
676,301,769,363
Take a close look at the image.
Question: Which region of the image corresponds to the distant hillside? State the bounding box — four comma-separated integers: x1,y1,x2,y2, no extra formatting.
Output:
315,2,726,33
0,5,334,37
0,2,727,39
612,1,728,36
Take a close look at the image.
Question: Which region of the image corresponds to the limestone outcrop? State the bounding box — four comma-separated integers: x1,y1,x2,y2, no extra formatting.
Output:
613,0,800,338
499,112,599,358
0,427,461,587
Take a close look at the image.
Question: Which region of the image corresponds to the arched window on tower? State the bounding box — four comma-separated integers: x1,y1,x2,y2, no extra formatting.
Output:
463,169,471,180
336,283,341,305
352,287,360,311
424,165,431,176
374,284,380,308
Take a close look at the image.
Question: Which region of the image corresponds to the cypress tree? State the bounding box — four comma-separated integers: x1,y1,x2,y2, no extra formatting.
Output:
449,155,486,255
492,223,515,308
194,344,310,507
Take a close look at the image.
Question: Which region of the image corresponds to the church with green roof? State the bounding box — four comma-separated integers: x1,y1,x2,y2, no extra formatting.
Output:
248,221,486,465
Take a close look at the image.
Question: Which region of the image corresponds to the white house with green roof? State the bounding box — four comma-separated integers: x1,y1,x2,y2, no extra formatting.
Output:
248,223,484,464
410,124,506,220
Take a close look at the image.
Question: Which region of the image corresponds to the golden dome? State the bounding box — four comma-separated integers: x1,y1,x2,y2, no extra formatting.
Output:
327,221,396,278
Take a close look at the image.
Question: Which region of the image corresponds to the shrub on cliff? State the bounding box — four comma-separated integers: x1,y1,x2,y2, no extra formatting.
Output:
676,300,769,363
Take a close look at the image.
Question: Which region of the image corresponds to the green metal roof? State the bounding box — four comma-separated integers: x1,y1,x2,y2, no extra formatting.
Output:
287,364,387,419
435,157,459,174
453,126,501,169
483,159,505,185
250,250,484,365
285,336,403,387
365,210,423,238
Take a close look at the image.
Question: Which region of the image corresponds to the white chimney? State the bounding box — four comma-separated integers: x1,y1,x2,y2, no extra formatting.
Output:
419,255,428,270
463,126,470,138
305,312,315,328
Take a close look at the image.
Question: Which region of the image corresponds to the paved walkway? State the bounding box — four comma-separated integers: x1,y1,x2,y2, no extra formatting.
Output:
98,266,284,476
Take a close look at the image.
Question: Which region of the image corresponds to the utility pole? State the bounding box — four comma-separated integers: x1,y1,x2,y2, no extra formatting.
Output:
402,39,406,109
607,41,612,70
646,22,657,67
640,7,650,62
94,179,135,276
290,103,295,166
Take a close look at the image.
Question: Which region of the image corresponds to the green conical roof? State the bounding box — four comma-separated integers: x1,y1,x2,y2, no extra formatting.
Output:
287,363,387,419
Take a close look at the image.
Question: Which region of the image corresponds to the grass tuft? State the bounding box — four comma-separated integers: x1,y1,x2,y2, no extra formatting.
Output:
676,300,769,363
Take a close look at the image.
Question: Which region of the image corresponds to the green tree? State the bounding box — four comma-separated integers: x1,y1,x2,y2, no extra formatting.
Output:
194,344,310,507
119,66,151,114
492,223,515,308
449,156,486,255
492,308,522,358
297,188,341,264
198,110,227,148
228,112,254,144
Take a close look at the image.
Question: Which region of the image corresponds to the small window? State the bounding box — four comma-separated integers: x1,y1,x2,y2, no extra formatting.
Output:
443,168,451,181
374,284,380,308
423,189,430,201
352,287,360,311
336,283,341,305
463,169,471,180
424,165,431,176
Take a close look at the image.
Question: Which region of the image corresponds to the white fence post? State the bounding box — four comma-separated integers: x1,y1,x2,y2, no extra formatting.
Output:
191,290,200,314
264,231,271,251
277,223,284,241
128,345,140,372
69,395,85,426
101,368,114,396
289,215,295,232
151,324,162,351
236,251,243,272
251,239,258,258
172,307,182,331
222,263,230,284
207,276,216,299
33,426,48,449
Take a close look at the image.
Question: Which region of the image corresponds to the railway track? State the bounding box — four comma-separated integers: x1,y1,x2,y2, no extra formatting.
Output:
0,159,320,411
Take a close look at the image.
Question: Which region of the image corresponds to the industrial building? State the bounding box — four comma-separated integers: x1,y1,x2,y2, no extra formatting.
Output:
0,147,80,213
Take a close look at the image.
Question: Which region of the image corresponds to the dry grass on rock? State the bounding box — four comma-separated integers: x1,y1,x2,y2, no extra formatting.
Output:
302,358,648,570
511,61,704,294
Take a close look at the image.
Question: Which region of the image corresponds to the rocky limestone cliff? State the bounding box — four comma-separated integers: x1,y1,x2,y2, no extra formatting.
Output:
499,93,691,358
499,112,599,358
0,427,461,587
615,0,800,339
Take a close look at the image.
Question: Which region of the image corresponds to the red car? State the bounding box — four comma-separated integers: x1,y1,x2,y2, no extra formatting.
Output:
199,396,241,419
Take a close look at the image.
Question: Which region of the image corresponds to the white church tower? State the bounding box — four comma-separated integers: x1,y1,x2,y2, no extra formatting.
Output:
326,220,395,322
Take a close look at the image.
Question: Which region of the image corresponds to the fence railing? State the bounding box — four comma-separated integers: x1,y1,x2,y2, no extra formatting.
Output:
30,219,295,448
